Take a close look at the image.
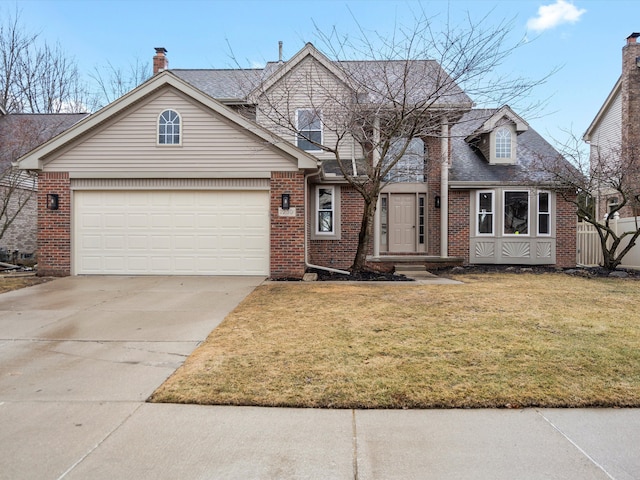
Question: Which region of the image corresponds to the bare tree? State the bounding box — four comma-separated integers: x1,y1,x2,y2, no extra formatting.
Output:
0,8,92,113
90,59,151,108
537,133,640,270
250,12,549,272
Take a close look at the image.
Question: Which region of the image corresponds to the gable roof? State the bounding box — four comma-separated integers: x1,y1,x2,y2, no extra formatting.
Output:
450,108,564,186
0,113,87,170
173,42,472,109
464,105,529,143
16,71,318,171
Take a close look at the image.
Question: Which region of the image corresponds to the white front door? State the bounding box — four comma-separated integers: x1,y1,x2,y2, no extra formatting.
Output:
389,194,416,252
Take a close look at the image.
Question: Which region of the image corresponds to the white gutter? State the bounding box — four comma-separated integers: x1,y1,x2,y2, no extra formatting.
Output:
304,170,351,275
440,120,449,258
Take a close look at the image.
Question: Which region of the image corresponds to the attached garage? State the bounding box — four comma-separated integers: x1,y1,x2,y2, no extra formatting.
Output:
17,72,317,278
73,189,270,275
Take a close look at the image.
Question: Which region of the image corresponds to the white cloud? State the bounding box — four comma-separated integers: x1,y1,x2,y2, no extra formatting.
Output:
526,0,586,32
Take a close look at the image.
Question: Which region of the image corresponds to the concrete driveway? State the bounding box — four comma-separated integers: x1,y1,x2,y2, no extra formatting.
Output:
1,276,640,480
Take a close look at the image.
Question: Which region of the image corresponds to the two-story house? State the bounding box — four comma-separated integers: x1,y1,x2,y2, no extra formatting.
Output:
583,32,640,220
17,43,576,278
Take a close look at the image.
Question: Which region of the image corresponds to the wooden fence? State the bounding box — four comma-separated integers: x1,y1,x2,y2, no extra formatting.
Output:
576,218,640,268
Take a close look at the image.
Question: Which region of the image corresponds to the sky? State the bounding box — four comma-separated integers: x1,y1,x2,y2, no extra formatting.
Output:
2,0,638,149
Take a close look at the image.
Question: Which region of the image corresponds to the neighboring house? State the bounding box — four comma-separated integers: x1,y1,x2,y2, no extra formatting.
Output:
17,44,576,278
0,109,86,262
583,32,640,219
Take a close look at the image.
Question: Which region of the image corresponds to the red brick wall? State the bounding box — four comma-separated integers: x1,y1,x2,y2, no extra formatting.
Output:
425,136,442,255
309,185,364,271
448,190,470,261
270,171,306,279
37,172,71,276
556,191,577,267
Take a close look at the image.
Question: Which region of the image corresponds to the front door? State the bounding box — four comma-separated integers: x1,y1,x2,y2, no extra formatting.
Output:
389,194,416,251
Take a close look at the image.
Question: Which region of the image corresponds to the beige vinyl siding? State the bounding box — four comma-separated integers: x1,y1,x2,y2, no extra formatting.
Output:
256,56,362,162
589,92,622,154
43,87,298,174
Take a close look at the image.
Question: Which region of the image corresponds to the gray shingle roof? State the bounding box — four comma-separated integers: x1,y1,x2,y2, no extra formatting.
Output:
0,113,88,170
450,109,564,185
173,58,471,108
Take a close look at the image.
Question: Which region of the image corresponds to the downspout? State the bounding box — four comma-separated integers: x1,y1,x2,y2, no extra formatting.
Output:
440,120,449,258
304,170,351,275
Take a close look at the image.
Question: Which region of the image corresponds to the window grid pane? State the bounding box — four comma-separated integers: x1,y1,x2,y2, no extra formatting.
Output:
478,192,493,235
317,187,334,234
495,128,511,158
538,192,550,235
159,109,180,145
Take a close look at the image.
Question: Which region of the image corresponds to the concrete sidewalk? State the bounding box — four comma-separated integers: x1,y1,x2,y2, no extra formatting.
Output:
0,277,638,479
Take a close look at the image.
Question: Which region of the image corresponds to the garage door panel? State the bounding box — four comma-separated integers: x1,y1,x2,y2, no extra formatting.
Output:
74,190,269,275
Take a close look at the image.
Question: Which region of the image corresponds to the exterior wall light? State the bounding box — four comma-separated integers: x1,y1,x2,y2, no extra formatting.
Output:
281,193,290,210
47,194,59,210
434,195,441,209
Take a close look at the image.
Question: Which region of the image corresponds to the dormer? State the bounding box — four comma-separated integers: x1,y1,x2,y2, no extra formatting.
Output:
465,106,529,165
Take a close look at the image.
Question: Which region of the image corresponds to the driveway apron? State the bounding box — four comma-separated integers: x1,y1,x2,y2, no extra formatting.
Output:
0,276,263,479
1,276,639,480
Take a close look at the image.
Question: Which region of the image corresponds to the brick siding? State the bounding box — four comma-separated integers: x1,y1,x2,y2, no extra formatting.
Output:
555,191,577,268
270,171,306,279
37,172,71,276
448,190,470,260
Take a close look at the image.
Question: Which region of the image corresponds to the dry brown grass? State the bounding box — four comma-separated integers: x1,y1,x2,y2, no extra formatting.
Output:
150,273,640,408
0,275,51,294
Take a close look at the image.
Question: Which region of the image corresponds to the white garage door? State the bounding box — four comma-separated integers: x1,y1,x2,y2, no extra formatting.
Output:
74,190,269,275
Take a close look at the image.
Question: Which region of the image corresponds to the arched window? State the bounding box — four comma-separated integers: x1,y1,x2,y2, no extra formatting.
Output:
158,110,180,145
495,127,511,159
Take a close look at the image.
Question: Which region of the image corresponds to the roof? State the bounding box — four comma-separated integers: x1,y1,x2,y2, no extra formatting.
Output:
172,43,472,109
0,113,87,170
449,109,565,185
15,71,318,171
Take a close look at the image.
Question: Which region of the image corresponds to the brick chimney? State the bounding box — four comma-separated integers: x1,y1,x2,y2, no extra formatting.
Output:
153,47,168,74
622,33,640,156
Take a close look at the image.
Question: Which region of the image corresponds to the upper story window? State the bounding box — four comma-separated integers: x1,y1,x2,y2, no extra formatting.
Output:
495,127,511,159
158,109,181,145
296,109,322,152
384,137,425,182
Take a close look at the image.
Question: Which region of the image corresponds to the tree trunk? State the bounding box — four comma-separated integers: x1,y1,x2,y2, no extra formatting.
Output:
351,196,377,273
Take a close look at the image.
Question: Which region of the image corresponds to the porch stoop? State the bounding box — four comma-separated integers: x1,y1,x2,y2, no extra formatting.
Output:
367,255,464,273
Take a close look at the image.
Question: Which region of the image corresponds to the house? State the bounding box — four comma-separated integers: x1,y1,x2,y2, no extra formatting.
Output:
0,108,86,262
583,32,640,219
16,44,576,278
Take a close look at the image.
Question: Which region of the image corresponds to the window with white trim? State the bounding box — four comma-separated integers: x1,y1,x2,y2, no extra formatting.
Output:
158,109,181,145
538,191,550,235
495,127,511,159
296,109,322,152
316,186,334,234
504,191,529,235
383,137,425,182
477,191,494,235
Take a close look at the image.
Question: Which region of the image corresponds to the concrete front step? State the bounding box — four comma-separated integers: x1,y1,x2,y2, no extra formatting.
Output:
394,265,438,278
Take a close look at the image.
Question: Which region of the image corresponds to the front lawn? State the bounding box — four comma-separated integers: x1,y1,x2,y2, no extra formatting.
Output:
150,273,640,408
